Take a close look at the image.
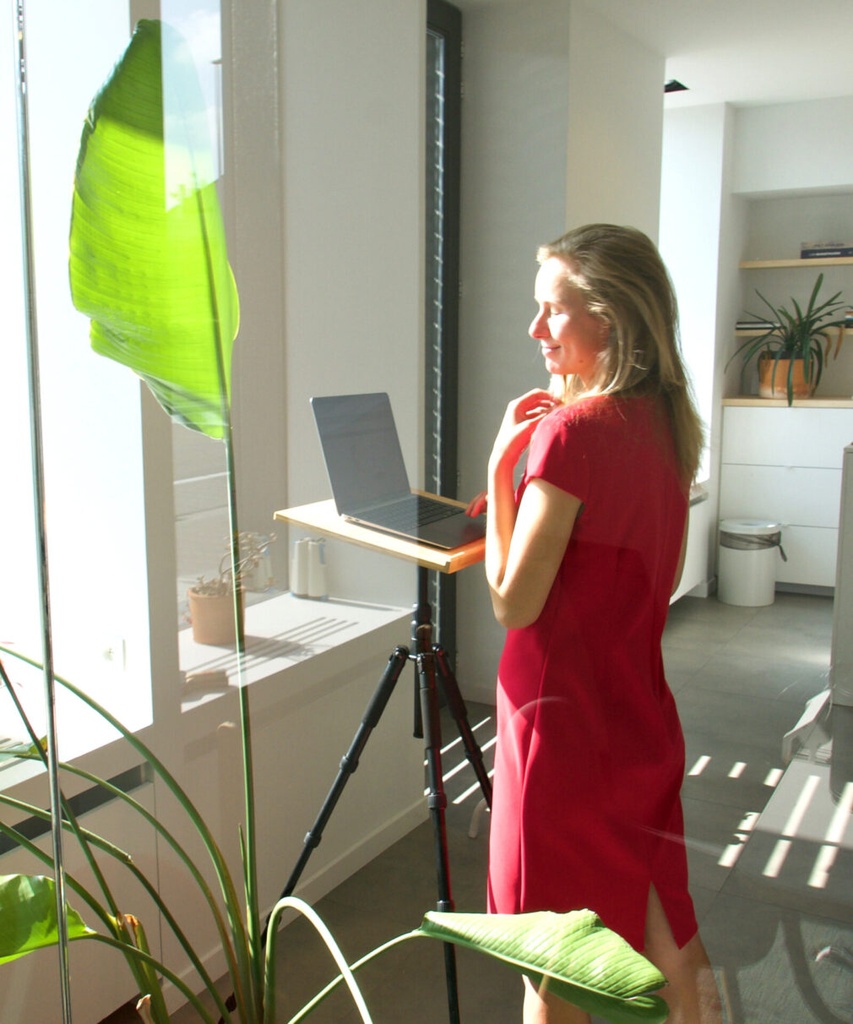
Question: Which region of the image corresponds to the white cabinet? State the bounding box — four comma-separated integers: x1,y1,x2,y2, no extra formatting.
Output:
720,404,853,587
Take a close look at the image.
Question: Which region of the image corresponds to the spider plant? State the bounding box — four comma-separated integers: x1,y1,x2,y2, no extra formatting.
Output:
1,17,670,1024
728,273,848,404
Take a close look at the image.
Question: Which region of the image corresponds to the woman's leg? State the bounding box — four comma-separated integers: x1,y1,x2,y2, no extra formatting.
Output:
522,976,590,1024
520,888,723,1023
643,887,722,1023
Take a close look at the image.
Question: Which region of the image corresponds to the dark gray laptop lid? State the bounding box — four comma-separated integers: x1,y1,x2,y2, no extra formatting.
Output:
311,393,412,514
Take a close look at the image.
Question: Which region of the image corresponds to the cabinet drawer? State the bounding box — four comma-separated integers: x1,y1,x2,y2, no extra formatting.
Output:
722,407,853,468
719,464,842,528
775,525,839,588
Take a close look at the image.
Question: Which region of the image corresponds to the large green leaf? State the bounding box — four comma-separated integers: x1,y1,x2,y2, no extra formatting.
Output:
420,909,669,1024
0,874,95,965
69,18,239,439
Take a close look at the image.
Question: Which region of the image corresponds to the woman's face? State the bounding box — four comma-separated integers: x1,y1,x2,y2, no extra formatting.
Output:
529,257,609,384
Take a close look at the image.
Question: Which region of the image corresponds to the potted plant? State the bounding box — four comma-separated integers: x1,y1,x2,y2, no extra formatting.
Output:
187,532,276,645
728,273,848,404
2,19,670,1024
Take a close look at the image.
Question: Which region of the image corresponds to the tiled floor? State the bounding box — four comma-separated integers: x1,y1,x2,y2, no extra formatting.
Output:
665,593,853,1024
106,592,853,1023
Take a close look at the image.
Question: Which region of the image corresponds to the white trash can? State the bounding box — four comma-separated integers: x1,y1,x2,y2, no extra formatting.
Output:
718,518,785,607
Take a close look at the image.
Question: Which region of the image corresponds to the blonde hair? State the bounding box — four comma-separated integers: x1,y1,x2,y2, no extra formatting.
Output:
536,223,703,485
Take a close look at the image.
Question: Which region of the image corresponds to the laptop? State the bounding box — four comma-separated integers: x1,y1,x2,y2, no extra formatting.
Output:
311,392,486,549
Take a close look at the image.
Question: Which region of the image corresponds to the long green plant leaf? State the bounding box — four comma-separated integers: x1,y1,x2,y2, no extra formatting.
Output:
420,910,669,1024
0,875,94,965
69,18,239,438
284,909,669,1024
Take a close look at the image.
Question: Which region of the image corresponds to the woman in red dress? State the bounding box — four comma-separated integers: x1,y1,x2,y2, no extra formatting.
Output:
471,225,722,1023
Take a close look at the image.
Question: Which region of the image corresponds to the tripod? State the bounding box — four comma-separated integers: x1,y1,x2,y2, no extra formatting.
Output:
274,565,493,1024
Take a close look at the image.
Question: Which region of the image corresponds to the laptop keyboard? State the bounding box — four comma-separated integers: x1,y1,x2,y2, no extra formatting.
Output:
366,495,462,531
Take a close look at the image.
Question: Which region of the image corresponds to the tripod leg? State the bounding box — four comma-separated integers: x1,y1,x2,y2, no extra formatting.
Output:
220,648,411,1024
278,645,409,902
433,645,492,808
417,649,461,1024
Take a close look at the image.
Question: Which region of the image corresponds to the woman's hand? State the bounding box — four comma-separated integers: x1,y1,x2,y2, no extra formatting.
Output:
489,389,558,474
467,390,556,518
466,490,487,517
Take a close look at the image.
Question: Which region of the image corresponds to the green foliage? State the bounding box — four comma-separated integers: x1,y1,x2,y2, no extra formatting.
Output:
420,911,669,1024
728,273,847,405
0,874,94,966
69,19,239,439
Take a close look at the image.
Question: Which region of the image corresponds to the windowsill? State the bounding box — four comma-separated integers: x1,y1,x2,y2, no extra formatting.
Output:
179,590,409,712
1,592,408,794
0,654,153,792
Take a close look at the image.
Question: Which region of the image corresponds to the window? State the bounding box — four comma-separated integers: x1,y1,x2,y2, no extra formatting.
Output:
1,2,153,761
426,0,462,658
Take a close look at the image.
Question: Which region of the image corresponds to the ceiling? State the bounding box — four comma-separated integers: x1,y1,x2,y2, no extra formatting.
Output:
583,0,853,108
458,0,853,109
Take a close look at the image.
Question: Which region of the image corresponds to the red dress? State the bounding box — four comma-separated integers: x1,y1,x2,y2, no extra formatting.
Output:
486,393,698,951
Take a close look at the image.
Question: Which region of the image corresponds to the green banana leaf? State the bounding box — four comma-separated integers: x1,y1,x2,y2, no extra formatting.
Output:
0,875,95,966
420,909,669,1024
69,18,239,439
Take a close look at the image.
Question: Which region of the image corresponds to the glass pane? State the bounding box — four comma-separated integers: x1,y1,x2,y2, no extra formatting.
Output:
1,2,151,766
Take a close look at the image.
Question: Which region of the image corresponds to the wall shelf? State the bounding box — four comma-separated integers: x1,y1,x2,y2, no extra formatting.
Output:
735,327,853,338
722,397,853,408
740,257,853,269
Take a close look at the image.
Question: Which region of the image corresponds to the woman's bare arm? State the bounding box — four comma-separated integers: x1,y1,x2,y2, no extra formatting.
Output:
487,477,580,629
483,389,579,629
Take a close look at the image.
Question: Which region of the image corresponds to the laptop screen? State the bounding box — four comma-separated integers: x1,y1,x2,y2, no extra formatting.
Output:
311,393,413,513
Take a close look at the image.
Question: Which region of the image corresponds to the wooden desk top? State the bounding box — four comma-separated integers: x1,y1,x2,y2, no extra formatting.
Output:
274,498,485,574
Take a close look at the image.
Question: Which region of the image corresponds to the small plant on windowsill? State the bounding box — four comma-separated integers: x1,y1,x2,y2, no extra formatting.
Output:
187,532,275,645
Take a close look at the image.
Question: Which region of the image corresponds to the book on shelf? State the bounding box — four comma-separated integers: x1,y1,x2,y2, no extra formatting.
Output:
736,319,779,331
800,241,853,259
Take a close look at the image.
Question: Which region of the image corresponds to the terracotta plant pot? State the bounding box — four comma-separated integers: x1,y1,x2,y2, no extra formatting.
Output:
187,588,241,645
758,355,817,400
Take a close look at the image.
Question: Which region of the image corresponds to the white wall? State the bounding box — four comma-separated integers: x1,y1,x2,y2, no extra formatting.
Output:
733,95,853,196
447,0,569,702
279,0,425,608
565,2,664,236
453,0,667,703
660,104,728,476
659,103,737,594
454,0,572,480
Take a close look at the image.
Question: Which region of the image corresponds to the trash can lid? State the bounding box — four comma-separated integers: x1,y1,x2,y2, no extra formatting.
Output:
720,518,782,536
